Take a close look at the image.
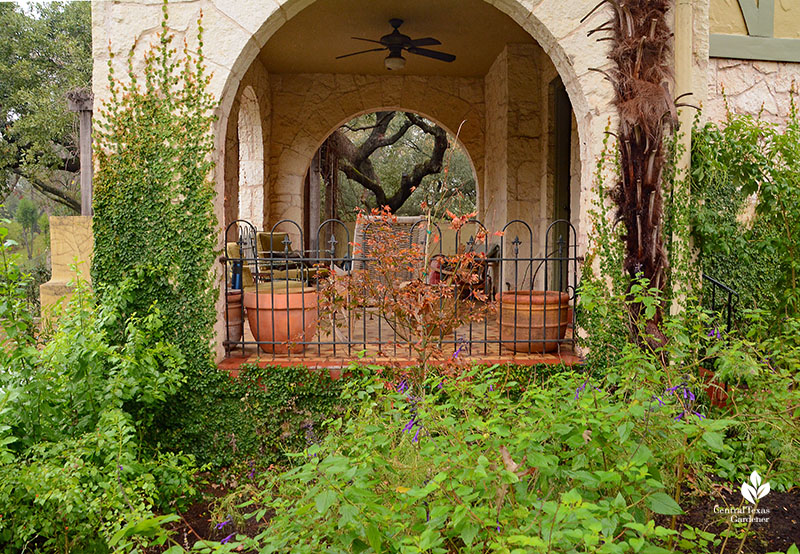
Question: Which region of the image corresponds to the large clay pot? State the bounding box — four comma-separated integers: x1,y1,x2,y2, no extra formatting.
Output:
226,290,244,343
497,291,570,353
243,283,318,353
699,367,730,408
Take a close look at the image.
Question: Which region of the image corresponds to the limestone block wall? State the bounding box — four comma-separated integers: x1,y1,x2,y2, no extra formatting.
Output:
483,45,559,238
265,73,486,232
705,58,800,123
483,43,567,289
483,48,509,235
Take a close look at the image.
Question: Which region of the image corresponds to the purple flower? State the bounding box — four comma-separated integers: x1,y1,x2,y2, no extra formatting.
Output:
221,533,234,544
215,519,231,530
489,384,494,392
398,380,408,393
575,382,587,400
402,418,416,433
413,427,421,443
453,343,464,359
666,382,696,405
708,328,722,340
655,396,664,407
674,411,705,422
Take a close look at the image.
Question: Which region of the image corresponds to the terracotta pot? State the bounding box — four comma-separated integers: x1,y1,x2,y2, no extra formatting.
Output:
699,367,730,408
225,290,244,343
497,290,570,353
243,283,318,354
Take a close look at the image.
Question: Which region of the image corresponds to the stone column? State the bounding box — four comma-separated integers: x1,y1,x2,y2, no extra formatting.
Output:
39,216,94,319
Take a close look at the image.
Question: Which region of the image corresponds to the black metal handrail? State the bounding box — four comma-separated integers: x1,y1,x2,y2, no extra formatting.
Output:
221,218,581,359
702,274,739,333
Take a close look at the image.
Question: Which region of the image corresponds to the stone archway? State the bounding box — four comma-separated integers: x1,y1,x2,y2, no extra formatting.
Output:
90,0,618,361
267,75,485,230
93,0,616,246
209,0,613,360
208,0,614,251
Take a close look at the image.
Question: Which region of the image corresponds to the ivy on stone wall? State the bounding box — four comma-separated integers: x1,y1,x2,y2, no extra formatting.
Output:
92,4,217,377
690,103,799,321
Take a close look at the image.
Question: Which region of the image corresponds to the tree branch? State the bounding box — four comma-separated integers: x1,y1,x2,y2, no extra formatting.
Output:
328,129,387,206
11,168,81,213
327,111,450,213
388,113,449,212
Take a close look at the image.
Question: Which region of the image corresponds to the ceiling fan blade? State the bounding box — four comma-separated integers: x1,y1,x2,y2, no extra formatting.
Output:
351,37,385,45
336,47,386,59
409,37,441,47
408,47,456,62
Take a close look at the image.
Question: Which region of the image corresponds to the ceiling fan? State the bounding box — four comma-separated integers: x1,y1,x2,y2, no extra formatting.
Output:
336,18,456,71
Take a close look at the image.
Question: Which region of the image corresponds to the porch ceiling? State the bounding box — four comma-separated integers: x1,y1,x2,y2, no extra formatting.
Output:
259,0,535,77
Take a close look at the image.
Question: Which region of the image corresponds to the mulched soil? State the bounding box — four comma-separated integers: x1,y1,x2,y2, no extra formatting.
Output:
152,482,798,552
146,481,272,552
657,486,800,553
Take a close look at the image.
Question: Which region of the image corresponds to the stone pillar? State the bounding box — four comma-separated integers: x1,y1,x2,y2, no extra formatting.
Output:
483,49,510,235
39,216,94,318
484,45,551,290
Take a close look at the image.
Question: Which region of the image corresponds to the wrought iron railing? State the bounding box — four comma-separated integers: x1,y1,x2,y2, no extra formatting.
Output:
702,274,739,333
221,218,580,359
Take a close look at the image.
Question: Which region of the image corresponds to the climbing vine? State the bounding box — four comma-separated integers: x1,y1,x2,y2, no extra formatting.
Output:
92,4,217,377
690,97,800,322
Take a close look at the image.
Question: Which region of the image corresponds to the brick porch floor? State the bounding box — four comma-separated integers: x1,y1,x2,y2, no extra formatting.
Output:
219,311,581,372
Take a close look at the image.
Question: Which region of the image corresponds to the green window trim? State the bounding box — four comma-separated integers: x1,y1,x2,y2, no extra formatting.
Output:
710,0,800,62
737,0,774,38
710,34,800,63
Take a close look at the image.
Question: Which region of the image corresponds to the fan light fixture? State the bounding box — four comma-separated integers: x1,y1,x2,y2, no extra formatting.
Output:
336,19,455,69
384,52,406,70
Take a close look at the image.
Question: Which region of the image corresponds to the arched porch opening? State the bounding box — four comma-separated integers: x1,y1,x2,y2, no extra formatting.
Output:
210,0,615,362
301,108,480,253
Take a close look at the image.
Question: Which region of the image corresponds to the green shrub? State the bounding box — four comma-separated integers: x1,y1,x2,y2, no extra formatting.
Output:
161,364,348,468
212,365,729,553
691,99,800,322
0,218,197,552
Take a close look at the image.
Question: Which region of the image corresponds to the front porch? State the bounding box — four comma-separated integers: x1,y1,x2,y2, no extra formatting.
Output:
219,217,582,371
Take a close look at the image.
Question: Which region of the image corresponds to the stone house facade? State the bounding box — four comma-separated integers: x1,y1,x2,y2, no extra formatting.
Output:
91,0,800,358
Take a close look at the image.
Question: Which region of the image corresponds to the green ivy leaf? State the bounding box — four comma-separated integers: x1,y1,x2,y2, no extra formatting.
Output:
460,523,479,546
702,431,725,452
